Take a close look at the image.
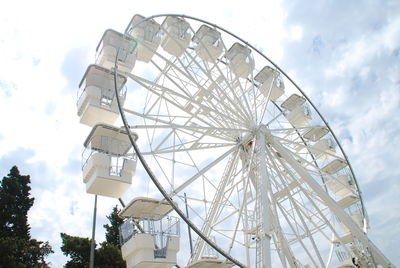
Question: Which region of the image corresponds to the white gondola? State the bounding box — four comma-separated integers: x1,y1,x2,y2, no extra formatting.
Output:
119,197,175,220
333,213,364,246
303,126,329,142
82,124,137,198
186,257,234,268
254,66,284,101
326,175,355,196
281,94,306,111
337,194,360,208
95,29,137,72
193,25,223,62
333,233,354,245
128,14,161,63
336,259,356,268
309,138,336,160
119,197,180,268
285,105,312,128
225,43,254,79
77,64,127,127
161,16,191,57
321,159,348,174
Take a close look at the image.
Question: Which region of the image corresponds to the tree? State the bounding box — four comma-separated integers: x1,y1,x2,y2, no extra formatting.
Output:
0,166,34,239
0,237,53,268
96,242,125,268
0,166,53,267
103,206,124,248
60,205,125,268
60,233,92,268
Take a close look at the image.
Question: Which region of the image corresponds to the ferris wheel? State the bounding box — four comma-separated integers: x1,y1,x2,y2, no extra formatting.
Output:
77,14,394,268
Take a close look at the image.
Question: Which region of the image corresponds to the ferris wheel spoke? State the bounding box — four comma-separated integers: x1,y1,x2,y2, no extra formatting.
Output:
152,48,252,125
191,149,242,261
126,103,240,144
265,141,339,266
269,188,297,267
194,43,256,122
267,133,392,265
226,167,254,255
290,198,325,266
276,202,321,267
169,145,240,198
144,142,235,155
126,72,239,128
213,51,256,123
175,53,253,124
130,123,248,135
274,153,349,249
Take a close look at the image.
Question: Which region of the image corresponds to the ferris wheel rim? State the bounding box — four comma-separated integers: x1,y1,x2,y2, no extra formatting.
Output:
111,14,375,267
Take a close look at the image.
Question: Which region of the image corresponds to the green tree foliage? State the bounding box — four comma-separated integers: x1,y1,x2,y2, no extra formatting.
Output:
60,233,92,268
0,166,34,239
0,166,53,267
96,242,125,268
104,206,123,248
60,205,125,268
0,237,53,268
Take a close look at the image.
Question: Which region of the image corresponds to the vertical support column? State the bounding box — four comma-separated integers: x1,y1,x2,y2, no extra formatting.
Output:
257,130,271,268
89,194,97,268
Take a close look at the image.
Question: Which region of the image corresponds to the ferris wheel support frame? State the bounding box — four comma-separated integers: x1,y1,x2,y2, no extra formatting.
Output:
257,130,272,267
103,13,396,268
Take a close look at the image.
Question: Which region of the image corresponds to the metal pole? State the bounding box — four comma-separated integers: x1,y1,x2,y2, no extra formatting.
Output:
118,197,126,207
257,130,271,268
184,193,194,255
89,194,97,268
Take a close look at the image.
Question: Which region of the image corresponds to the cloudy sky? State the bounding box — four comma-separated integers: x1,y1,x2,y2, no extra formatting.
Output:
0,0,399,266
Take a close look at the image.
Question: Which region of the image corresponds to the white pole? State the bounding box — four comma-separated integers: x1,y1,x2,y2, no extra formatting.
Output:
257,130,271,268
89,194,97,268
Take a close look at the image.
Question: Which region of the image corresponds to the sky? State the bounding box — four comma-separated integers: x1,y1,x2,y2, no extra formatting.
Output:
0,0,399,267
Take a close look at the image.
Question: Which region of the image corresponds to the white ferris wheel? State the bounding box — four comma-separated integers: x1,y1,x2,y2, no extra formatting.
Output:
77,14,395,268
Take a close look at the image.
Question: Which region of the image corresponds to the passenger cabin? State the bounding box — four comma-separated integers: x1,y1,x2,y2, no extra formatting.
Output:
186,237,233,268
326,175,355,196
225,43,254,79
254,66,284,101
336,258,357,268
119,197,180,268
337,194,360,208
77,64,127,127
96,29,137,72
321,159,348,174
186,257,234,268
128,14,161,63
193,25,223,62
161,16,191,57
309,138,336,160
281,94,306,111
333,212,364,246
81,124,137,198
285,105,312,128
303,126,329,142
